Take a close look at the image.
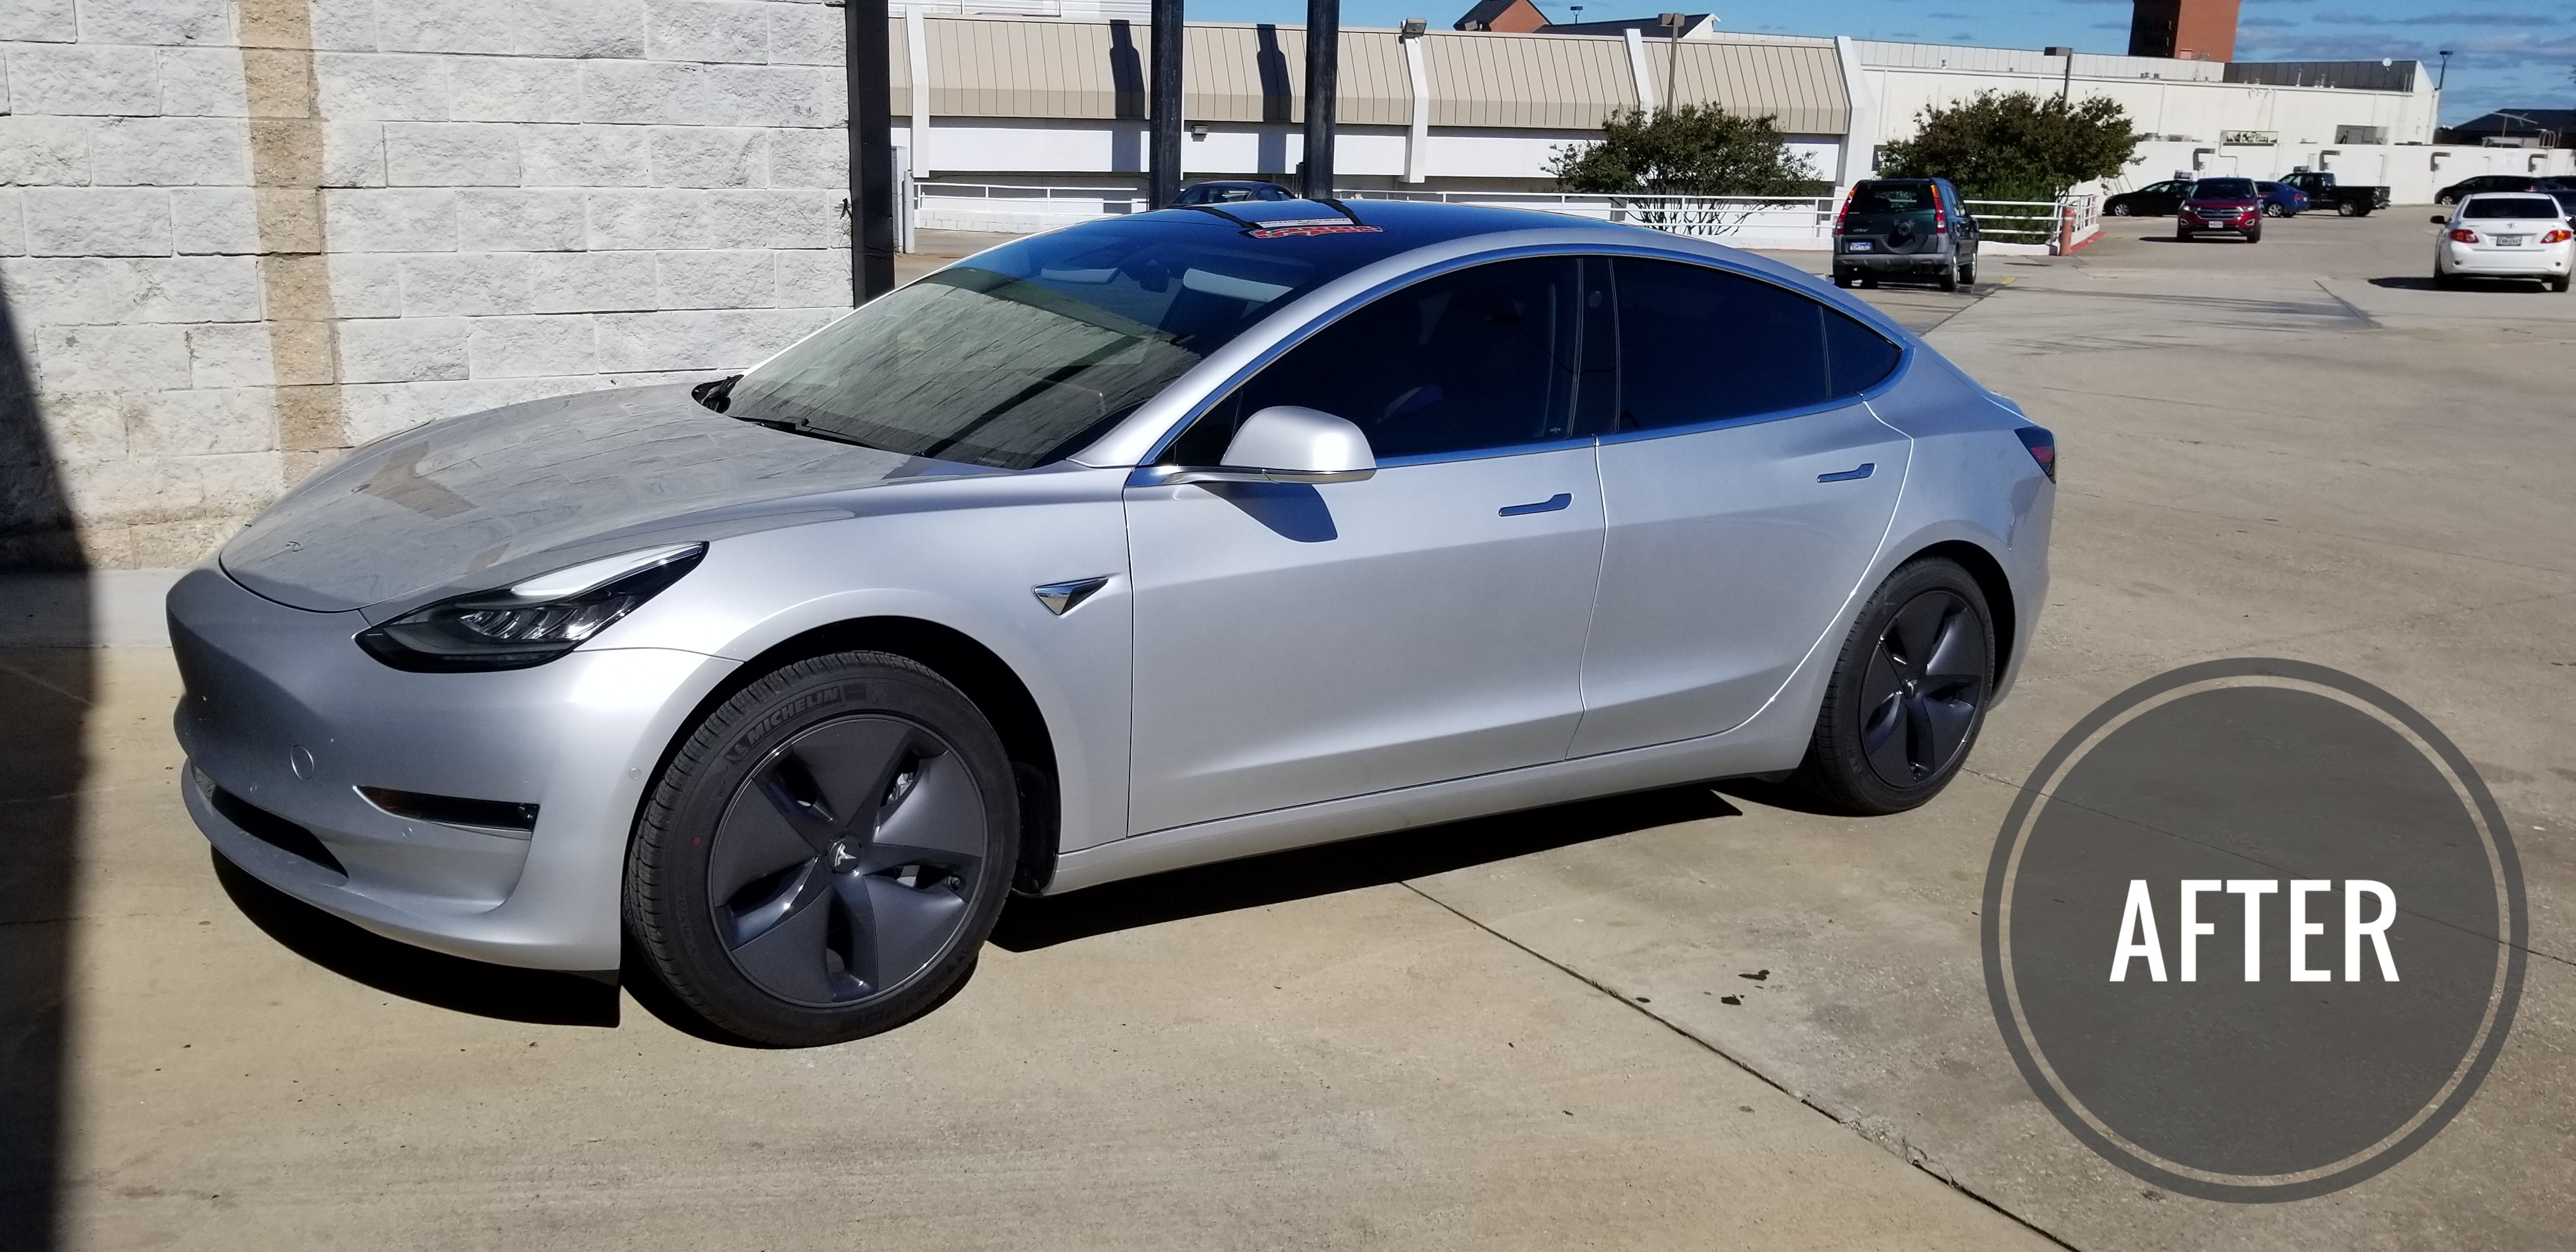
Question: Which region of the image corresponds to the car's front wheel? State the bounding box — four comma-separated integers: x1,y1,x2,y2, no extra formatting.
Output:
1791,559,1997,815
2110,202,2133,217
626,651,1020,1046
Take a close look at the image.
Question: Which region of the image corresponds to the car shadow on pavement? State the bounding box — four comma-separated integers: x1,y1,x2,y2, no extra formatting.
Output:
989,782,1744,951
212,851,622,1028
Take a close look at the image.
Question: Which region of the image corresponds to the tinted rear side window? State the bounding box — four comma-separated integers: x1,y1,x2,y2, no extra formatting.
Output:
1614,259,1896,430
2463,197,2561,219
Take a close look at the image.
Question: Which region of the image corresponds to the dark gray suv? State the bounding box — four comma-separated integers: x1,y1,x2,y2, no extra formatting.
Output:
1832,178,1981,292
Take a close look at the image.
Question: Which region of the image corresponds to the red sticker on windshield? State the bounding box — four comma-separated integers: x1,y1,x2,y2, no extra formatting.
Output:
1246,224,1384,239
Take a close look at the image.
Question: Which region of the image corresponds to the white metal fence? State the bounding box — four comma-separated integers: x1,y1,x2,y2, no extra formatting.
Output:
911,182,2106,254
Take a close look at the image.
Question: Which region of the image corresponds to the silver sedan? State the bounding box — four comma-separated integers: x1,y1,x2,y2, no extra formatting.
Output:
172,201,2056,1045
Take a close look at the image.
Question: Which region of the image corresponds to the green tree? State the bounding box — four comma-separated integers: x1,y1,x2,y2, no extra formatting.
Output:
1877,91,2139,202
1552,104,1823,197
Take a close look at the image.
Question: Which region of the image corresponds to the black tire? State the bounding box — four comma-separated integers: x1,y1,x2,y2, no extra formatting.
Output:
1959,263,1977,286
2338,201,2361,217
2549,275,2569,293
2264,203,2287,218
2177,229,2193,242
2435,194,2456,206
1938,262,1959,293
2110,202,2133,217
2435,270,2458,291
1790,559,1997,816
626,651,1020,1047
2245,225,2262,244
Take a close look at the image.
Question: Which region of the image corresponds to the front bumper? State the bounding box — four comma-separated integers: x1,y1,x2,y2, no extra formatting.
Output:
2179,215,2258,234
171,565,737,970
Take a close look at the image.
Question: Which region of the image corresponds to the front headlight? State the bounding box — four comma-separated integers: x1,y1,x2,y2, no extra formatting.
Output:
355,544,707,672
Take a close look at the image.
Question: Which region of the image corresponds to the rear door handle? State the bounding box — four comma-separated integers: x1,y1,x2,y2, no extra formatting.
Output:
1817,463,1874,483
1499,492,1573,517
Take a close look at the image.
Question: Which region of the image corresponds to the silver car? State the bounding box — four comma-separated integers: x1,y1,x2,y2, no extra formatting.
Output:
172,201,2056,1046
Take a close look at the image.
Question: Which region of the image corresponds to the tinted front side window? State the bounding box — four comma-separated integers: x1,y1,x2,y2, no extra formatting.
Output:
1177,257,1606,462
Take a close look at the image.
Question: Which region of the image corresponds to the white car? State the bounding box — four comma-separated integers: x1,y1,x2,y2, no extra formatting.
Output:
2432,193,2573,291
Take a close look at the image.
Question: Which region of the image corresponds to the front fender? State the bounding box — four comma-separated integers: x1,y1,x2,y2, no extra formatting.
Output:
593,470,1136,853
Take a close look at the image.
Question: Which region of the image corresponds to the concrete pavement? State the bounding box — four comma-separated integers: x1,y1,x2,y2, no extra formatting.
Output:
6,211,2573,1249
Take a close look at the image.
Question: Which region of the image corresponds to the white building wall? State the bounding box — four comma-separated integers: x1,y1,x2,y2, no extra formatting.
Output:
1,0,856,567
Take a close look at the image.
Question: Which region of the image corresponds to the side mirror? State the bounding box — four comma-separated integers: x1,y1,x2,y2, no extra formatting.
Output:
2430,214,2448,223
1169,406,1376,485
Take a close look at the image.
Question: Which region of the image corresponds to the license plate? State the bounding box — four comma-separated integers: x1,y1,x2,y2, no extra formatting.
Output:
1847,241,1873,251
2497,234,2527,247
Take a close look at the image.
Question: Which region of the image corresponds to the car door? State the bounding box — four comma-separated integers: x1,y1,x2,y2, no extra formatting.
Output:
1569,257,1912,757
2143,181,2187,214
1123,256,1613,834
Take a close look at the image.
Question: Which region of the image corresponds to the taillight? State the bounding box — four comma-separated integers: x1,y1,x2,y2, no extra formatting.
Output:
2544,229,2573,243
2448,229,2481,243
2015,426,2057,483
1835,191,1852,234
1933,199,1948,233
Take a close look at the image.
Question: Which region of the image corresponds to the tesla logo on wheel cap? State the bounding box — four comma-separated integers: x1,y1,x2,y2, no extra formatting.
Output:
1982,658,2526,1202
830,841,856,869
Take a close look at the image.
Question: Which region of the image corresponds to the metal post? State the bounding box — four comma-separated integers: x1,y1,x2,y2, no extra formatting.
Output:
2045,46,2074,103
1660,13,1683,111
846,0,897,303
1302,0,1339,199
1149,0,1183,208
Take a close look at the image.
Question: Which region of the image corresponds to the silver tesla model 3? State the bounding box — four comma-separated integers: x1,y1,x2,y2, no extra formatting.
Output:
171,200,2055,1045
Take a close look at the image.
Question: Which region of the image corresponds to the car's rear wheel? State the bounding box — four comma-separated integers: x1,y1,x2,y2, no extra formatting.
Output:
2264,203,2287,218
2338,202,2362,217
1938,262,1959,293
1791,559,1997,816
2550,275,2570,293
2435,270,2459,291
626,651,1019,1046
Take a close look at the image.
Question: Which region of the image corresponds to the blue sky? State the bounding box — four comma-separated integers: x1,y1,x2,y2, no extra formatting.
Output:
1186,0,2573,123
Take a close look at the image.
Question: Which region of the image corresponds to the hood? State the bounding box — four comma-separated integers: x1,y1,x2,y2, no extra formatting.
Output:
222,383,987,613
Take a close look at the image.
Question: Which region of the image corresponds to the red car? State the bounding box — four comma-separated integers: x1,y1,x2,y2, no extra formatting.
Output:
2177,178,2264,243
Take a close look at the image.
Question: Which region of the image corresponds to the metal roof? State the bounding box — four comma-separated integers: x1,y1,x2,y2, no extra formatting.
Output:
893,16,1851,135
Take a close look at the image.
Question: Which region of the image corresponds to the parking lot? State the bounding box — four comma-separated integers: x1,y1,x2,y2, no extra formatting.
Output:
4,210,2571,1249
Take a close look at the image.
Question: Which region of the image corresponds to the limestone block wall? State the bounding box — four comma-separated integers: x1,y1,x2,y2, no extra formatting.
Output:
0,0,856,567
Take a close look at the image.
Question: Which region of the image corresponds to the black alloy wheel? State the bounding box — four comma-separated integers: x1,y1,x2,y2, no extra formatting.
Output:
627,652,1018,1046
1792,559,1996,814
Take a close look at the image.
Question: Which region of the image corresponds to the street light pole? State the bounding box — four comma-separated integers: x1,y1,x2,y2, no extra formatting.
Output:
845,0,896,304
1302,0,1340,199
1660,12,1684,112
2436,49,2451,91
1149,0,1183,209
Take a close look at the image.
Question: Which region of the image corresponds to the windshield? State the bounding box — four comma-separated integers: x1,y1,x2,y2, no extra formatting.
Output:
723,214,1413,470
2463,197,2561,220
2190,179,2258,199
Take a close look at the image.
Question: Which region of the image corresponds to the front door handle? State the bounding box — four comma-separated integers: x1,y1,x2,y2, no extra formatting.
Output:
1499,492,1573,517
1817,463,1874,483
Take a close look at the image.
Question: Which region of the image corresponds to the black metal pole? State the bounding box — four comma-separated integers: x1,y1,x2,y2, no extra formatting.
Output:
1149,0,1183,208
1301,0,1338,199
847,0,896,303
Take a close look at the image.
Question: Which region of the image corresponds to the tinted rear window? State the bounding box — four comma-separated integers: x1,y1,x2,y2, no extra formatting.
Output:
2463,197,2562,219
1615,259,1897,430
1850,184,1936,215
2191,179,2258,199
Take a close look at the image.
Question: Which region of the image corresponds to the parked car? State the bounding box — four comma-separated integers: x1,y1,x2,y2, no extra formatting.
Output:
170,201,2056,1046
1831,177,1982,291
2276,171,2389,217
2256,180,2309,217
2435,174,2546,205
2430,192,2573,291
1172,179,1295,205
2178,178,2265,242
2105,178,2191,218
